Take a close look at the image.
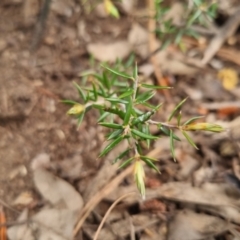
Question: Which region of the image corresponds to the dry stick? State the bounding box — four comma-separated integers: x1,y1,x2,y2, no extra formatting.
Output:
147,0,171,102
73,147,162,237
31,0,51,51
201,8,240,65
93,192,137,240
73,165,133,237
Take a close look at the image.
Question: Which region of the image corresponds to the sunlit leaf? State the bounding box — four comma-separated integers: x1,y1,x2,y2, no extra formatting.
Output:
104,0,120,18
182,123,224,132
67,104,85,115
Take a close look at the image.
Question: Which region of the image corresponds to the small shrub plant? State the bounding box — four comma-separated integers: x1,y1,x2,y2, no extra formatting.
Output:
63,63,223,198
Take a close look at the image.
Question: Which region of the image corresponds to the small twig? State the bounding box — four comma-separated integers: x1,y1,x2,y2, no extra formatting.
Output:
73,147,163,236
93,192,137,240
31,0,51,51
147,119,179,129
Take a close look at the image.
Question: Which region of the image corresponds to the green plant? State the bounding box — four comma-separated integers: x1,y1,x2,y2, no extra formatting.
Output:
155,0,218,49
63,63,224,198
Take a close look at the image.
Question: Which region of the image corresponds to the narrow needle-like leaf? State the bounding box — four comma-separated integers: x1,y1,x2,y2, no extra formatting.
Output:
131,128,158,140
168,98,188,122
182,131,198,149
141,157,160,173
101,65,134,80
170,130,176,161
99,135,124,158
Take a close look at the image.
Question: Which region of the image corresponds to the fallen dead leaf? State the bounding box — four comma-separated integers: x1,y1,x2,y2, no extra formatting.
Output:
87,41,132,62
12,191,34,206
148,182,240,224
128,23,149,58
167,209,228,240
33,168,83,211
8,208,77,240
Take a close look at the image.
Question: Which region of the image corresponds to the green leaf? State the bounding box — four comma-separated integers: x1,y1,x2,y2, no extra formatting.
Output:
92,104,104,110
92,82,98,101
175,30,184,45
101,65,133,80
140,155,158,162
99,122,123,129
113,148,131,164
133,62,138,80
77,112,85,128
159,126,181,141
105,98,128,104
119,89,134,99
183,116,204,126
131,128,158,140
99,135,124,158
187,9,202,27
102,71,110,89
123,98,133,125
107,129,124,140
135,90,155,104
61,100,80,105
141,157,160,173
104,107,125,120
167,97,188,122
142,124,150,148
177,112,182,126
160,39,172,50
73,82,87,103
98,112,110,122
182,131,198,150
118,157,134,169
170,130,176,161
141,83,171,90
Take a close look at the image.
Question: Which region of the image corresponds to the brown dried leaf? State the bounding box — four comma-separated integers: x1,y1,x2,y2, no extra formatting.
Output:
33,168,83,211
87,41,132,62
167,210,227,240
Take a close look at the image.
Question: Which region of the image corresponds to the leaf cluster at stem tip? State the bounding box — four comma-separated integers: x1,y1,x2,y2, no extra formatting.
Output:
64,62,224,198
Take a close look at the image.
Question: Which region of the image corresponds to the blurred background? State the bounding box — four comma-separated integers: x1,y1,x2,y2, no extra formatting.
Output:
1,0,240,239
